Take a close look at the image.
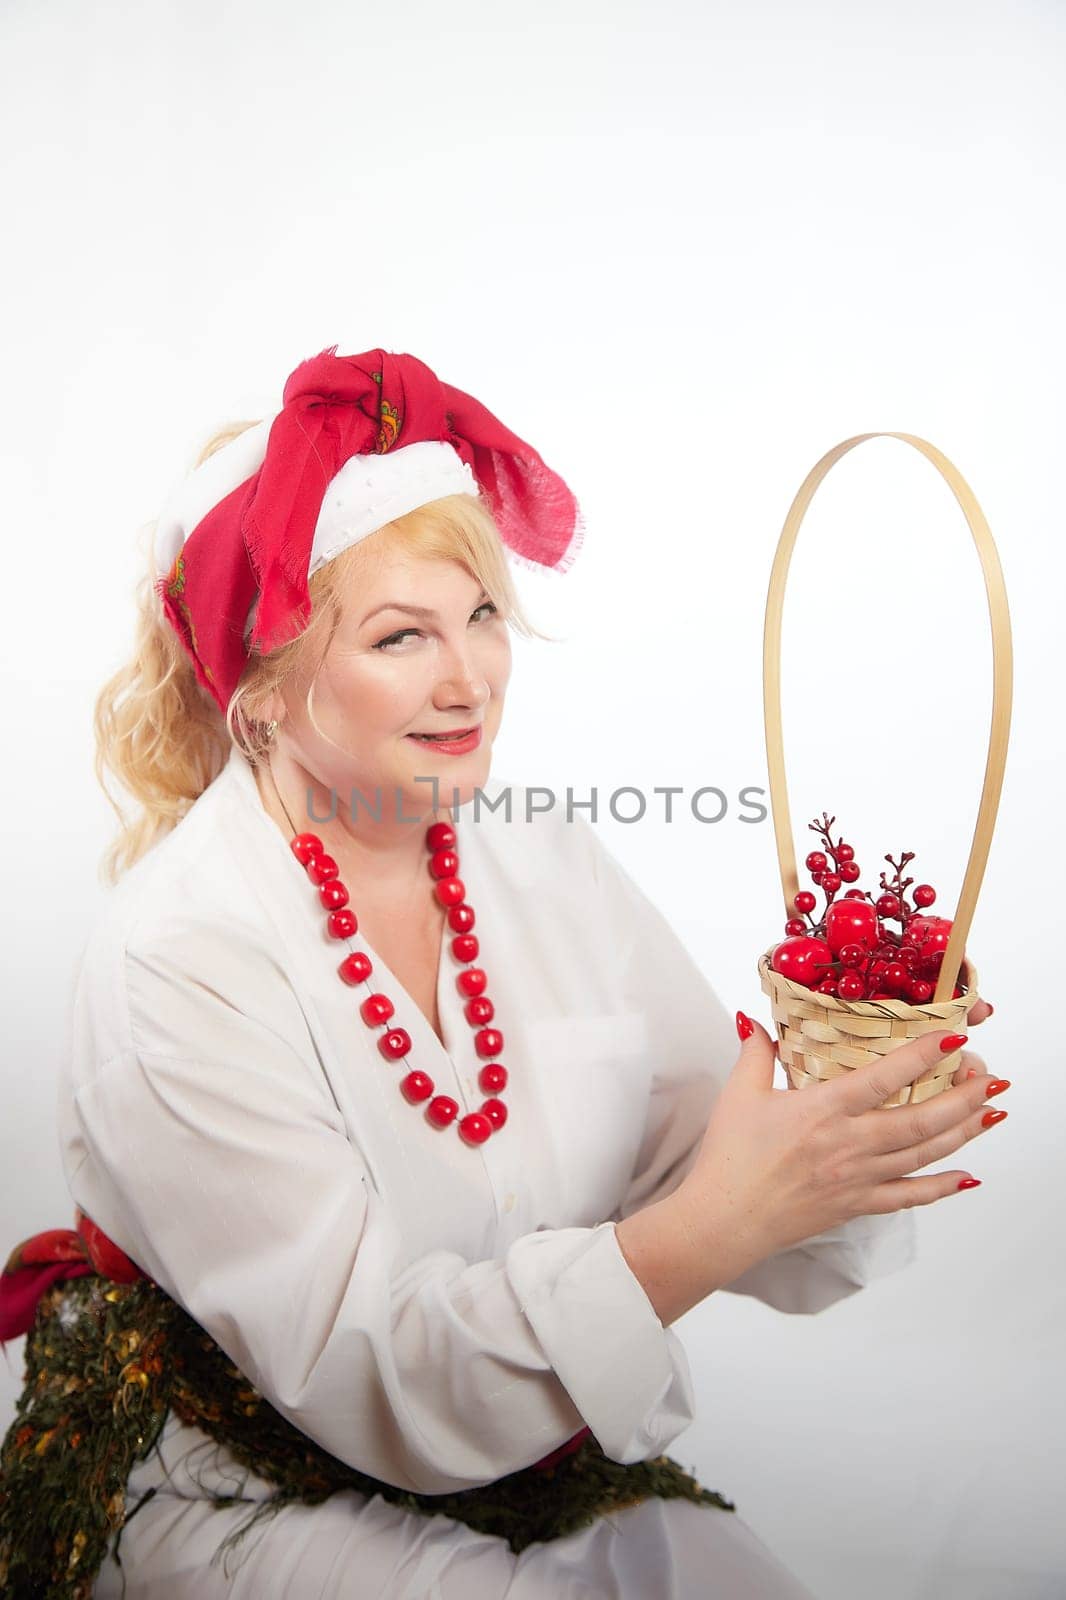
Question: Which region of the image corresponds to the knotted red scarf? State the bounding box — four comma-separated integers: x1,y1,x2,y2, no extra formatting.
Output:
155,345,583,715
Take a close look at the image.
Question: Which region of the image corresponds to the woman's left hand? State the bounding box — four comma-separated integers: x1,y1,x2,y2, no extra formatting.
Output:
950,997,994,1086
779,996,994,1089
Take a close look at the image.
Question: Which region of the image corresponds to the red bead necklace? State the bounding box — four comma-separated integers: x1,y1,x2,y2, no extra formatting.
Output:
285,818,509,1147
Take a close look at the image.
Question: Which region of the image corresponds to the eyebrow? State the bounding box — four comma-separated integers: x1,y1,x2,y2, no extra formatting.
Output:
360,591,490,627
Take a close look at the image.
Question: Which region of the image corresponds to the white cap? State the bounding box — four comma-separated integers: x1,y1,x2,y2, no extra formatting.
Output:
152,417,482,639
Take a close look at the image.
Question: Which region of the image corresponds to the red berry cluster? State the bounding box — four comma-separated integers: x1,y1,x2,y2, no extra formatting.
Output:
770,813,960,1003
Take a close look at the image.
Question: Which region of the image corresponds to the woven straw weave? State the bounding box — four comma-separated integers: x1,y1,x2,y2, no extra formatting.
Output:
759,950,979,1106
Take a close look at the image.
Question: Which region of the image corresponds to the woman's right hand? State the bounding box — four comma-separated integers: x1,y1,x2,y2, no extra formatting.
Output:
672,1014,1005,1290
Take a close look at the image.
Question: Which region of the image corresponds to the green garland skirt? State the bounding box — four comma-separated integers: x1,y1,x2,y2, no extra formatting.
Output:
0,1274,735,1598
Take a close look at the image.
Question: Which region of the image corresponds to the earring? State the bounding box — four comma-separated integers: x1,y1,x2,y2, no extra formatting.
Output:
265,720,279,741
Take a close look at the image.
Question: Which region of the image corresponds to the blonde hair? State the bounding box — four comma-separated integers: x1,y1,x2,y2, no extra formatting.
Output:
93,421,549,885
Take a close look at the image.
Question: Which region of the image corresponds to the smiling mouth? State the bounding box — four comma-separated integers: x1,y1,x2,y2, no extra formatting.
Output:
408,727,479,741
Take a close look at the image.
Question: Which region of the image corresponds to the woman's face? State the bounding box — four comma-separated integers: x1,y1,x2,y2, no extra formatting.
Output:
279,548,512,820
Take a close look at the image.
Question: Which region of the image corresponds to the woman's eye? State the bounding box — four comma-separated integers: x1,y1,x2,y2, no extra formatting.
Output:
373,627,421,650
373,601,497,651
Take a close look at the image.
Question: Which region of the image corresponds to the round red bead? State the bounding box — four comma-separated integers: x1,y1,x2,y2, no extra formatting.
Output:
429,849,459,881
291,833,323,865
452,934,479,963
379,1028,412,1061
308,854,340,886
457,967,487,998
426,822,456,852
434,876,466,907
458,1112,493,1146
475,1027,503,1058
401,1071,434,1103
481,1097,508,1130
479,1062,508,1093
448,904,475,933
426,1095,459,1127
327,908,357,939
319,880,350,911
465,997,495,1025
338,951,372,985
360,994,395,1026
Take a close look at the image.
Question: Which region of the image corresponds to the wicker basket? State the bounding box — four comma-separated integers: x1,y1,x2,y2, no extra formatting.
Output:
760,432,1013,1108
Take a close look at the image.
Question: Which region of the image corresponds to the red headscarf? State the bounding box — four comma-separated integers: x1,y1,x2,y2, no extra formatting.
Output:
155,346,583,715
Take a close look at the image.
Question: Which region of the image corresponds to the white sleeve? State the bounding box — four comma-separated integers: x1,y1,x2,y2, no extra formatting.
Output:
64,920,694,1494
575,820,917,1314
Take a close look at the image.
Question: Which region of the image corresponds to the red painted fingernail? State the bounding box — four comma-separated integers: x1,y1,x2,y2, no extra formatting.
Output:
736,1010,755,1041
957,1177,982,1191
986,1078,1010,1097
981,1108,1008,1127
940,1033,968,1053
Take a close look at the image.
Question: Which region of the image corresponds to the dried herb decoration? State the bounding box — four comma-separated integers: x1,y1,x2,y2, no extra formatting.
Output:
0,1274,734,1596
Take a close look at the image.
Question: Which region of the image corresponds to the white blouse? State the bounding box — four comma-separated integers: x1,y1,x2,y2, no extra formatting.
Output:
57,746,915,1496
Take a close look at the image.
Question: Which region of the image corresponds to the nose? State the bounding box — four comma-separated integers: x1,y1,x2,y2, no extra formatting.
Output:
431,638,491,713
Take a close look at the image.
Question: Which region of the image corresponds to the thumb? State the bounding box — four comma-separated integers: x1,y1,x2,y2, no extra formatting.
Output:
734,1011,779,1087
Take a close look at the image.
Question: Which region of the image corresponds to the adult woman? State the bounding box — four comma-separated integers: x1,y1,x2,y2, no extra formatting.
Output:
0,346,1001,1598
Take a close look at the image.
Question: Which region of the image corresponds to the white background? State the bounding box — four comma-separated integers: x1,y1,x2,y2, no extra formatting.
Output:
1,2,1063,1595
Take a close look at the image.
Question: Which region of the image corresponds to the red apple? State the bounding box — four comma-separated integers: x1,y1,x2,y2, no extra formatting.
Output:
904,914,953,977
771,935,835,990
825,898,879,956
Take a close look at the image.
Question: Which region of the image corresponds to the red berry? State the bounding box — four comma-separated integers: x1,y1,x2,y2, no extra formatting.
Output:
771,935,835,989
843,888,866,899
806,851,828,873
837,972,867,1000
913,884,936,908
821,871,842,894
883,963,909,992
836,843,855,863
825,898,879,956
839,861,861,882
794,890,817,914
907,979,934,1003
785,917,806,937
839,943,865,969
816,977,839,995
876,893,901,918
811,871,824,885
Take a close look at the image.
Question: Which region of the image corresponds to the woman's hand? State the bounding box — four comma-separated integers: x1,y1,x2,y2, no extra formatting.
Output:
780,996,994,1089
671,1014,1004,1291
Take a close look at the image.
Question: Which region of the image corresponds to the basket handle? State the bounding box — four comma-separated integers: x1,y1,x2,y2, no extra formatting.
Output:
762,432,1013,1004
